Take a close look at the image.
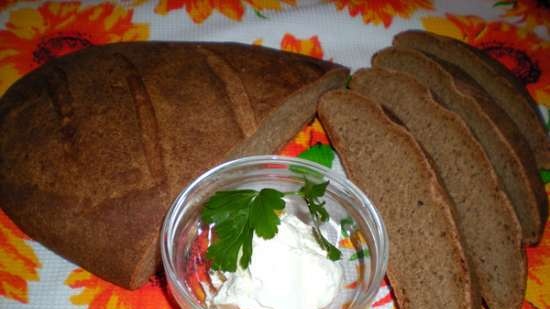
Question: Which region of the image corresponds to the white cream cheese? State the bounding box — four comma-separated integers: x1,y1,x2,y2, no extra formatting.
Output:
207,214,343,309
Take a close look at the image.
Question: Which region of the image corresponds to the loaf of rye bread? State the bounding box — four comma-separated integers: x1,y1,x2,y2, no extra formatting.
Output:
393,30,550,169
372,47,547,244
318,90,480,309
350,68,525,309
0,42,348,289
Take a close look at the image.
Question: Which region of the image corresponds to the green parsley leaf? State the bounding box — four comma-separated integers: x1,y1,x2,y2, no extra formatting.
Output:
349,248,370,261
313,228,342,261
325,239,342,261
206,209,252,272
201,189,285,272
300,178,329,199
240,228,254,269
300,178,342,260
290,144,335,177
309,201,329,222
298,143,335,168
201,190,257,224
301,178,330,223
249,189,285,239
540,170,550,184
340,217,355,237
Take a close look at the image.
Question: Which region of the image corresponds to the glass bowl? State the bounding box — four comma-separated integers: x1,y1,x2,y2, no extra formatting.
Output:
161,155,388,309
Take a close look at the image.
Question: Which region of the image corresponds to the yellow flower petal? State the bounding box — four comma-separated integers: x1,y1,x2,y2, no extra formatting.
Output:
293,128,311,148
104,6,129,32
64,268,91,285
54,14,77,32
0,250,38,281
59,2,79,18
526,264,550,307
421,16,463,40
122,24,150,41
247,0,282,10
2,282,27,303
89,6,104,21
69,286,102,305
7,9,45,40
0,64,21,97
154,0,170,15
0,211,40,303
48,2,61,15
310,119,326,135
534,87,550,108
0,49,19,61
106,293,124,309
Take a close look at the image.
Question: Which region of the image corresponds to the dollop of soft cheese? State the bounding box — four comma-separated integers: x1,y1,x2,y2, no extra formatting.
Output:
209,214,343,309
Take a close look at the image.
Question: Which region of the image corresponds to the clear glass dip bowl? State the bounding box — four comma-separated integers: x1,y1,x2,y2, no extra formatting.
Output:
161,155,388,309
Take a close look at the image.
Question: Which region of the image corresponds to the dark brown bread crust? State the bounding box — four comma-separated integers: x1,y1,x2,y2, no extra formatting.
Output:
350,68,525,309
393,30,550,169
0,42,348,289
318,90,479,309
372,47,547,244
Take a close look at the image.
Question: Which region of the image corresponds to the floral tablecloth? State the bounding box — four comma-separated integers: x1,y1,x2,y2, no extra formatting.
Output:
0,0,549,308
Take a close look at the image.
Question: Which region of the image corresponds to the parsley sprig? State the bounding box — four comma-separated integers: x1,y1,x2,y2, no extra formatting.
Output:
300,180,342,261
200,178,341,272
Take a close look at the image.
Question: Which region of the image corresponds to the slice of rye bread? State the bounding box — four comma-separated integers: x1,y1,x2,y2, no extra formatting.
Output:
0,42,348,289
437,57,548,243
372,47,547,244
393,30,550,169
317,90,480,309
349,68,525,309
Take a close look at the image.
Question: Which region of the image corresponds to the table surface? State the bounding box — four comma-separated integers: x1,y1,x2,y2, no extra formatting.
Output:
0,0,548,308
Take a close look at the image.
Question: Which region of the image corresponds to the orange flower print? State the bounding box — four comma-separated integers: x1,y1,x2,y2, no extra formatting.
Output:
66,269,178,309
184,226,213,304
332,0,433,28
280,33,324,59
422,14,550,108
0,1,149,96
279,118,329,157
496,0,550,33
521,300,540,309
0,209,41,303
154,0,295,23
